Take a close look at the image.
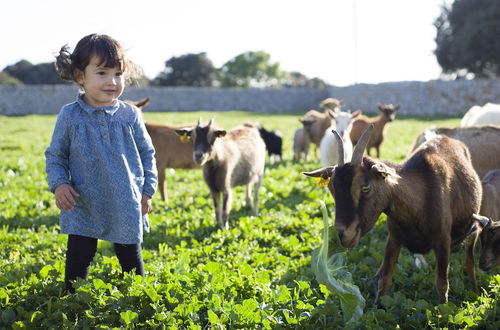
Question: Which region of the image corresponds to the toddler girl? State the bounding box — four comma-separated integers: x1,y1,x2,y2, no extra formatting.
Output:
45,33,157,292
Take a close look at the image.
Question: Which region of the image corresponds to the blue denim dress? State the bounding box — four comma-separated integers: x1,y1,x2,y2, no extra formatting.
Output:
45,95,157,244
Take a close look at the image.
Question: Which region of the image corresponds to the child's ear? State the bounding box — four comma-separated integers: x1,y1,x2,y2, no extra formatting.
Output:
74,69,84,85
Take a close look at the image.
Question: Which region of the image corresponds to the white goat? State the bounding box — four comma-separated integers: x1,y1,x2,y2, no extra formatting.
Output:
319,110,360,167
461,102,500,127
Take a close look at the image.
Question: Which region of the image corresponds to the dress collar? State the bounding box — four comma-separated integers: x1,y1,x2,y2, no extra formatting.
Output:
77,94,120,115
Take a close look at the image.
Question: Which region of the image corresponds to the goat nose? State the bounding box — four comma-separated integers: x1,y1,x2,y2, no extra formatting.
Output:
194,152,203,161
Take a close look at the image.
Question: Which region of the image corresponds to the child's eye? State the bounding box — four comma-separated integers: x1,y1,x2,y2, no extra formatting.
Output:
97,71,106,75
115,72,123,77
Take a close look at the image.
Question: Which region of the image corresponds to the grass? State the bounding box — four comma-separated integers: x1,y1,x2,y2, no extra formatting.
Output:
0,111,499,329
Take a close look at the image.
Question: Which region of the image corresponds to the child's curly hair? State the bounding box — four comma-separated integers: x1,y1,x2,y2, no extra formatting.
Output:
55,33,142,85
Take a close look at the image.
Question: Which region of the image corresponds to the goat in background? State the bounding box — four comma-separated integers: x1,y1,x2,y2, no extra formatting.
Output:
176,118,266,229
350,103,399,158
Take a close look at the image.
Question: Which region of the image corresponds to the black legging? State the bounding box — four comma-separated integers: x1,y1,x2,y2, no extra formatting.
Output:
65,234,144,292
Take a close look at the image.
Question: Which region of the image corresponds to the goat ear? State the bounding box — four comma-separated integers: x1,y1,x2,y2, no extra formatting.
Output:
394,104,400,111
473,214,492,229
352,110,361,118
376,103,384,111
371,163,400,184
175,128,193,143
214,130,226,138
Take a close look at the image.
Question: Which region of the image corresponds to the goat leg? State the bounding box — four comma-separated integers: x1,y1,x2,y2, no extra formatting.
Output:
221,190,233,230
253,176,262,216
245,184,252,209
374,236,402,306
434,240,451,303
464,228,480,293
158,168,166,202
211,191,222,226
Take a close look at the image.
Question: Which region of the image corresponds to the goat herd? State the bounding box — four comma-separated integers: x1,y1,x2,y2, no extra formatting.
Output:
130,97,500,306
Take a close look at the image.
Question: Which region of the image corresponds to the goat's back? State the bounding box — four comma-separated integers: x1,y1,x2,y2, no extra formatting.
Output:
412,125,500,178
210,125,266,189
461,103,500,127
145,122,199,169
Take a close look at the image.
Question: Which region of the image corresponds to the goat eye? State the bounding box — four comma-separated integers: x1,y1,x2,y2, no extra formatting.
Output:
361,185,371,193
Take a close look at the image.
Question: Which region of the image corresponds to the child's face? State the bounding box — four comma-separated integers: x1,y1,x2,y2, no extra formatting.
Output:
77,56,125,107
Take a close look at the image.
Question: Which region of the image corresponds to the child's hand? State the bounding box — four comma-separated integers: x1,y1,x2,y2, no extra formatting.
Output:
54,184,80,211
141,195,152,215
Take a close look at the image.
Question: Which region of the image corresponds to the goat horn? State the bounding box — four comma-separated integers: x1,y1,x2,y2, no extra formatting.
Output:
208,117,215,127
331,129,344,166
351,124,374,165
197,117,201,126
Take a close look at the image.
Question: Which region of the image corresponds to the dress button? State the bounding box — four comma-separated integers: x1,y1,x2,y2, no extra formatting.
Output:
103,134,108,139
100,121,105,126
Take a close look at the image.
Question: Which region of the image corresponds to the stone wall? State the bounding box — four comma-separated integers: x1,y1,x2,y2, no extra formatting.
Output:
1,79,500,116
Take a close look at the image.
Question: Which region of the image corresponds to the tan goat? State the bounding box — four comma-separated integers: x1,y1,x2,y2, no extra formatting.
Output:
299,109,335,154
412,125,500,178
480,169,500,221
293,127,310,161
125,97,200,202
319,97,345,113
349,103,399,158
176,119,266,229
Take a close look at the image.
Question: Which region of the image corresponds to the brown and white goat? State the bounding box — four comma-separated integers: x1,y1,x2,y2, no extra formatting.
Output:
125,97,200,202
475,215,500,271
304,125,482,305
412,125,500,178
349,104,399,158
293,127,310,161
176,118,266,229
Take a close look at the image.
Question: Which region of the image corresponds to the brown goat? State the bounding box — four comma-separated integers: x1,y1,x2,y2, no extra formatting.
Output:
480,169,500,221
299,109,335,152
475,216,500,271
319,97,345,113
349,104,399,158
412,125,500,178
124,97,200,202
304,126,482,305
176,118,266,229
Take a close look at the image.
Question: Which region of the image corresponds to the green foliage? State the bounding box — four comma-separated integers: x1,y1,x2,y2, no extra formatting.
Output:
219,51,287,88
0,112,499,328
435,0,500,78
152,53,217,87
0,71,22,85
311,201,365,324
2,60,69,85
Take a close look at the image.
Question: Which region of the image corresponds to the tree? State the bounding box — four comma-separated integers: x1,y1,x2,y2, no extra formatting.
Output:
152,53,216,87
434,0,500,78
0,71,22,85
281,71,328,88
3,60,68,84
219,51,286,88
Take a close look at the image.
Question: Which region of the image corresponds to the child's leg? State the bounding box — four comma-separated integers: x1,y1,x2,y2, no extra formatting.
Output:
114,243,144,276
65,234,97,292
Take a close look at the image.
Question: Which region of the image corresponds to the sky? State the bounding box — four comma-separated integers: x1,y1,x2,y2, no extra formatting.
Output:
2,0,452,87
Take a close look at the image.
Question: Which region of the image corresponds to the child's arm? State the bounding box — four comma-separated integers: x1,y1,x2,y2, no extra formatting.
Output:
45,110,72,193
133,114,158,199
